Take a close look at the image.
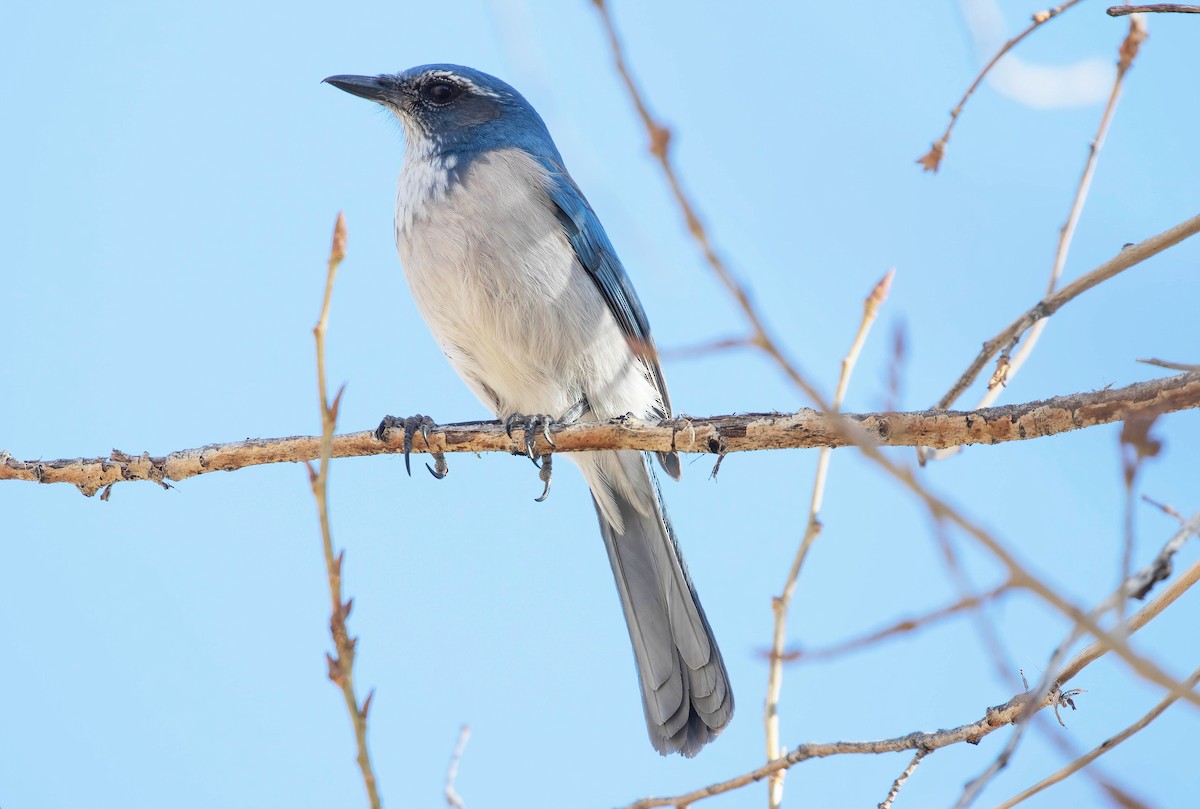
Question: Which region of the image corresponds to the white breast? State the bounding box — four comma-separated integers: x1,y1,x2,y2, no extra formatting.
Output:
394,147,662,423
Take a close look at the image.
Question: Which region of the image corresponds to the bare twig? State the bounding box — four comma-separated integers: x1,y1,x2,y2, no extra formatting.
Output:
1142,493,1186,523
590,0,825,409
917,0,1086,172
765,270,892,808
934,212,1200,411
621,678,1107,809
1059,551,1200,685
661,335,756,360
1108,3,1200,13
879,749,930,809
930,518,1021,686
991,665,1200,809
1120,412,1163,623
1030,715,1152,809
782,567,1144,807
884,439,1200,714
1138,357,1200,371
953,510,1200,808
777,582,1012,664
932,16,1147,443
445,725,471,809
308,213,381,809
622,517,1200,809
4,371,1197,495
1126,509,1198,604
589,4,1200,774
928,519,1147,807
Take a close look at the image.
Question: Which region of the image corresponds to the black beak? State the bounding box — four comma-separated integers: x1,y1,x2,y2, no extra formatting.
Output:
322,74,401,104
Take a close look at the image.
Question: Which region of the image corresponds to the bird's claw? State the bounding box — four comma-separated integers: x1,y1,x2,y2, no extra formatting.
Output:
534,453,553,502
425,456,449,480
503,413,558,499
376,414,447,479
504,413,557,463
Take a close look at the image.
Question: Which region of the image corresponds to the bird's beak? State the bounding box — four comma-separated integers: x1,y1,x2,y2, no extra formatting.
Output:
323,74,403,105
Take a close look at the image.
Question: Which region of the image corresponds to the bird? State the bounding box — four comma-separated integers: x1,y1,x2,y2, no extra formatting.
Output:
324,64,732,756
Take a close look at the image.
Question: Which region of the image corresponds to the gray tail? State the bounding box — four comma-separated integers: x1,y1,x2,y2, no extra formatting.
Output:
588,451,733,756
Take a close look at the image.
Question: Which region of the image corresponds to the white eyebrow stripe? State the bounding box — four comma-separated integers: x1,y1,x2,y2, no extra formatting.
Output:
422,69,502,99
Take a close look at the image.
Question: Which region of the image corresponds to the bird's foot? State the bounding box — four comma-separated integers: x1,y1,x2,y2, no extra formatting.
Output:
504,413,558,464
375,414,448,479
504,411,576,502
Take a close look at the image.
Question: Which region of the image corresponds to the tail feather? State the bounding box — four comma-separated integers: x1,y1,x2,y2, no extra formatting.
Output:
583,450,733,757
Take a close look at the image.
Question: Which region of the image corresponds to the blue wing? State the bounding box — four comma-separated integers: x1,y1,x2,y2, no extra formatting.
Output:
538,157,681,479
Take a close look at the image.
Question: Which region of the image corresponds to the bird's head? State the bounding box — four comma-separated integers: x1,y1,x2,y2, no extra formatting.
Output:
324,64,556,159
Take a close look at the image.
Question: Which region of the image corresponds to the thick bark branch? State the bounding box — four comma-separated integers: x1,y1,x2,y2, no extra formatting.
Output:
1108,4,1200,15
2,372,1197,496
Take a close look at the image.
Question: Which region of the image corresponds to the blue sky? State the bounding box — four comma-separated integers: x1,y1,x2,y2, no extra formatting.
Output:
3,1,1198,807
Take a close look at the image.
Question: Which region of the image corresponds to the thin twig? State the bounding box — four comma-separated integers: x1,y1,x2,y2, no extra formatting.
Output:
1119,412,1160,625
1027,712,1152,809
879,749,930,809
952,510,1200,808
782,565,1145,806
5,371,1198,495
445,725,471,809
766,272,892,808
929,518,1148,807
917,0,1086,172
931,518,1021,686
991,665,1200,809
884,438,1200,714
661,335,756,360
590,0,825,410
622,516,1200,809
931,16,1147,453
1138,356,1200,371
308,213,381,809
590,0,1200,757
1141,493,1186,523
1059,510,1200,678
1108,3,1200,14
621,672,1103,809
777,582,1012,664
934,212,1200,411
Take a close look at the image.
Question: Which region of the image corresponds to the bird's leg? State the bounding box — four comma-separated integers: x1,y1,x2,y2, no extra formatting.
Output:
375,414,448,479
504,398,588,501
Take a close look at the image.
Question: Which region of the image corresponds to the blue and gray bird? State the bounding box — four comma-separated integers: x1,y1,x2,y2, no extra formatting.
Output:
324,64,732,756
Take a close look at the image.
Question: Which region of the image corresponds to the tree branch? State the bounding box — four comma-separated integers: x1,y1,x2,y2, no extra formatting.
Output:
879,749,929,809
3,372,1197,496
993,665,1200,809
776,581,1013,664
1108,3,1200,14
766,271,891,809
917,0,1085,172
621,515,1200,809
308,213,382,809
619,685,1093,809
935,212,1200,410
932,15,1147,440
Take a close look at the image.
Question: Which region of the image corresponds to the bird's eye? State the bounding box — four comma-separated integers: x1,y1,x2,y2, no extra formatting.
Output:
421,81,463,105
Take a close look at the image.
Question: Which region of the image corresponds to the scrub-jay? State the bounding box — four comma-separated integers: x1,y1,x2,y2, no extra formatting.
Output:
324,64,732,756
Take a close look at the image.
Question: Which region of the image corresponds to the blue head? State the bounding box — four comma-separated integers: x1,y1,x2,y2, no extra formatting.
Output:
324,64,561,162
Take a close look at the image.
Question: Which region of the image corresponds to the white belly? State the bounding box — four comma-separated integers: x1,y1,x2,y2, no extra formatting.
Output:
394,147,660,422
